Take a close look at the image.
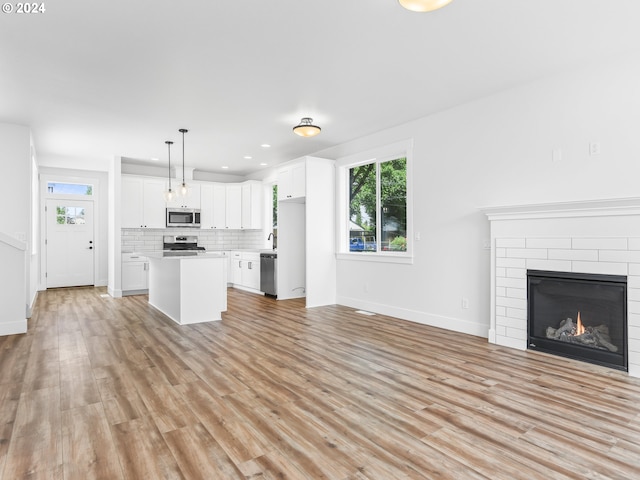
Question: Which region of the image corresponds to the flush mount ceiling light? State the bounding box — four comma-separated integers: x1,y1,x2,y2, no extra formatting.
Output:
178,128,190,197
163,141,176,202
399,0,453,12
293,117,321,137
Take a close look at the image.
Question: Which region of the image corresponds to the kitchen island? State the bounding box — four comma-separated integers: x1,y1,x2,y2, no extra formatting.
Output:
146,252,227,325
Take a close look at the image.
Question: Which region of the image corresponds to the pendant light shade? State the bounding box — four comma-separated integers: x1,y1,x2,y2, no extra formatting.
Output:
178,128,190,197
399,0,453,12
293,117,321,137
163,140,176,202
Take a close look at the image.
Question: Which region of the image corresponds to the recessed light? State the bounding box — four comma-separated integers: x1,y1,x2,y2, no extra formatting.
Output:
260,163,267,166
222,166,229,169
261,144,271,148
244,156,252,160
150,157,159,162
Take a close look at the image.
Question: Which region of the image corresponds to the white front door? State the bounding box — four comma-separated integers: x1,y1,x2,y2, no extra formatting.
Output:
46,199,94,288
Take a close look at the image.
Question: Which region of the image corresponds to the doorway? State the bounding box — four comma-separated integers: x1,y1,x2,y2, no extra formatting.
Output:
45,198,95,287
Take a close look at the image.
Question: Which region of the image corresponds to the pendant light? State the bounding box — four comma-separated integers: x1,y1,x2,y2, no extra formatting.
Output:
163,140,176,202
178,128,190,197
293,117,321,137
399,0,453,12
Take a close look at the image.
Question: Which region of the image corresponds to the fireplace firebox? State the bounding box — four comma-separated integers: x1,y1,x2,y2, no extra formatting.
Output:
527,270,627,371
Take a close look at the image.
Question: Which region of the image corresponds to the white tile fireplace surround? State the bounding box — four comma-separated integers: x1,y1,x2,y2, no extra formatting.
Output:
484,198,640,378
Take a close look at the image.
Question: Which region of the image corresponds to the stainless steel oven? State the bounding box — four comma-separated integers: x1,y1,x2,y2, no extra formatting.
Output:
166,208,201,228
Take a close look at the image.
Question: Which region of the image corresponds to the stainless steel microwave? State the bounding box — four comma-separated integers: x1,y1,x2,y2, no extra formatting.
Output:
166,208,201,228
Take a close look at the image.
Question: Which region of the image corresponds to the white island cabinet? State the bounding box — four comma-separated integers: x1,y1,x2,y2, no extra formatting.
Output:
146,252,227,325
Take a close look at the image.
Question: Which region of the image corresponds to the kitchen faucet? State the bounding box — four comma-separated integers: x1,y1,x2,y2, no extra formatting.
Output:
268,232,277,250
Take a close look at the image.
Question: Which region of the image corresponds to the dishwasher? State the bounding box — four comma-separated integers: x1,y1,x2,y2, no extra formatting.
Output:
260,252,277,297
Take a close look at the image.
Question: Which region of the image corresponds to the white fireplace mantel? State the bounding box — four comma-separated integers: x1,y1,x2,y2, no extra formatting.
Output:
483,197,640,221
482,197,640,378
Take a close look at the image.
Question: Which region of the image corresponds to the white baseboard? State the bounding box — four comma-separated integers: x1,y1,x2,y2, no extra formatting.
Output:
336,295,489,338
0,320,27,336
231,285,264,296
108,287,122,298
26,290,39,318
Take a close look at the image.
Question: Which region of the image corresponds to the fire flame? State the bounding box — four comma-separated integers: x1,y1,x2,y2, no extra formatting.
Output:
576,311,585,336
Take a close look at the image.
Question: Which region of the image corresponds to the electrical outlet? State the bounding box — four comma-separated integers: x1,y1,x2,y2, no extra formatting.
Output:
589,142,601,156
462,298,469,309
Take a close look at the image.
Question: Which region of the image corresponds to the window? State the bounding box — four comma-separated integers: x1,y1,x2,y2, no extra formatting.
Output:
56,206,86,225
349,157,407,253
47,182,93,196
339,140,411,261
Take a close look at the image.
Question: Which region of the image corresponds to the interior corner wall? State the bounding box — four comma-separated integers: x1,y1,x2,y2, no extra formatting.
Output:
0,123,31,323
322,52,640,338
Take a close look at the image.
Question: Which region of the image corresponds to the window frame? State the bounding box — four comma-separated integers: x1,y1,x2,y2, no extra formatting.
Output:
336,139,413,264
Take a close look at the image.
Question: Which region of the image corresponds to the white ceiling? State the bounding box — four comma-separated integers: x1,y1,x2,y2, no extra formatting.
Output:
1,1,639,175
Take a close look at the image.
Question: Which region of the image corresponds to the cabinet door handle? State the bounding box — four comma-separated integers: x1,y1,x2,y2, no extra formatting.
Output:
248,261,252,270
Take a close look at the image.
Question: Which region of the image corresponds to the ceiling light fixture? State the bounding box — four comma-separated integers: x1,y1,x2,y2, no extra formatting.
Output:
398,0,453,12
163,141,176,202
178,128,190,197
293,117,321,137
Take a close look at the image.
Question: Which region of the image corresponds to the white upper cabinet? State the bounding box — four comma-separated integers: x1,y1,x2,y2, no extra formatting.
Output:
200,184,214,229
278,161,306,201
225,185,242,229
201,183,229,229
242,181,263,229
213,184,227,228
122,176,166,228
122,175,263,231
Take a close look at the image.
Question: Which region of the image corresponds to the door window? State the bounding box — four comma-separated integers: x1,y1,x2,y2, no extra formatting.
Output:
56,206,86,225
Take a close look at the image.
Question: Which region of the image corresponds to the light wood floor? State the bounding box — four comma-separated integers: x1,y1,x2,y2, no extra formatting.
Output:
1,287,640,479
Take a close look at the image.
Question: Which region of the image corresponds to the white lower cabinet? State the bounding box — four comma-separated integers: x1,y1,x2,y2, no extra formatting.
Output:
230,251,261,292
122,253,149,294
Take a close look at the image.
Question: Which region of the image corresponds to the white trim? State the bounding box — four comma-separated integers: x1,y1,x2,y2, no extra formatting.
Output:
0,232,26,251
336,139,413,263
482,197,640,221
336,252,413,264
40,171,103,289
337,294,489,338
0,320,27,336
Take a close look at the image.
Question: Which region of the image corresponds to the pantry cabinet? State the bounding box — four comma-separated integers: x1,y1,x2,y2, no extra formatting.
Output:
277,161,305,201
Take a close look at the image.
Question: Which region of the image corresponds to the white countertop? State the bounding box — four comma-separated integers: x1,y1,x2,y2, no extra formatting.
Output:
146,251,227,260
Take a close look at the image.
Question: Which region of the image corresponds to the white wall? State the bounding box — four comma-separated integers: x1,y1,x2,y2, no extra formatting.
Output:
0,123,32,331
315,52,640,338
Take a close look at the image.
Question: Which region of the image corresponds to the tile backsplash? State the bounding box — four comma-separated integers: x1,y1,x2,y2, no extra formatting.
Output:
122,228,266,252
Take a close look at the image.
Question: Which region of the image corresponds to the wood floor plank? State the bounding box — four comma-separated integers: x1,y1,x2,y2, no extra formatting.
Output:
110,415,184,480
61,403,124,480
4,386,63,479
162,422,244,479
59,356,101,411
2,286,640,479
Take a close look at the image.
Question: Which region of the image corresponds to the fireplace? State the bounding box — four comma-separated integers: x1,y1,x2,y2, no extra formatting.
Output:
527,270,627,371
